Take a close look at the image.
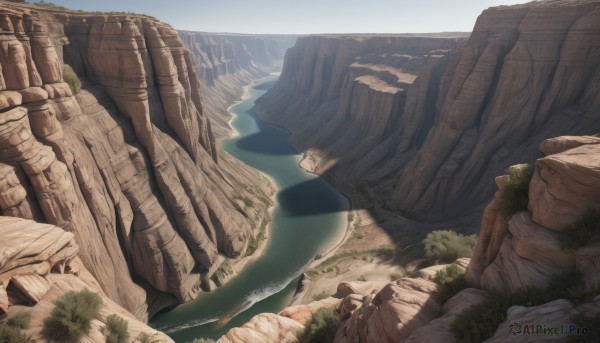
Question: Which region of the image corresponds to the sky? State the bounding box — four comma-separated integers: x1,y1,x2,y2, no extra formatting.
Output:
27,0,528,34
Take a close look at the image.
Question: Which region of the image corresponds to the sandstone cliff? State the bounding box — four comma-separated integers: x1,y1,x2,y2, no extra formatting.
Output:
0,216,174,342
178,31,296,138
217,136,600,342
0,1,271,320
255,0,600,221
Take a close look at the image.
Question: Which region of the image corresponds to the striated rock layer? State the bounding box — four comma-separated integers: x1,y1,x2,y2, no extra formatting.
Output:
0,216,174,342
255,0,600,221
178,31,296,138
0,2,270,319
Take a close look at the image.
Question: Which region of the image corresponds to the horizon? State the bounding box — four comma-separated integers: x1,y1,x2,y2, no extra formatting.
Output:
24,0,527,34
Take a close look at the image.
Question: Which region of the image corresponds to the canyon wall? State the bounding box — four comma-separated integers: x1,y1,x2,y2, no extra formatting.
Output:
0,2,270,320
255,0,600,221
217,135,600,342
178,31,296,138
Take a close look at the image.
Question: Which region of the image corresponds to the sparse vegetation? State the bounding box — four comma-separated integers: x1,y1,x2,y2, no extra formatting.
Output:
423,230,477,265
500,164,533,219
313,291,333,301
559,208,600,252
62,64,81,95
243,216,270,257
433,264,468,304
134,332,158,343
6,312,31,330
296,307,340,343
43,288,103,343
212,260,233,283
101,314,129,343
306,247,399,278
451,271,598,342
0,325,35,343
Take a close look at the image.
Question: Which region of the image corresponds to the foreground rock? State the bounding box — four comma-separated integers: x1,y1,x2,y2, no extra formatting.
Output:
0,2,271,319
0,216,173,342
255,1,600,222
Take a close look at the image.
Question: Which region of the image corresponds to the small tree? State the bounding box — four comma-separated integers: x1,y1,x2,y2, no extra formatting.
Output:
101,314,129,343
43,288,103,342
423,230,477,264
0,325,35,343
62,64,81,95
297,307,340,343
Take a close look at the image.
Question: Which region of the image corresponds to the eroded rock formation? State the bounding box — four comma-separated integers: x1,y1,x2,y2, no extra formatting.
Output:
178,31,296,137
0,2,270,319
0,216,174,342
255,0,600,221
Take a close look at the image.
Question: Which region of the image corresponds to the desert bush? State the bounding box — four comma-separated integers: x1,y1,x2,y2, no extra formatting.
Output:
433,264,468,304
134,332,159,343
297,307,340,343
500,164,533,219
6,312,31,330
559,208,600,252
390,273,403,281
62,64,81,95
0,324,35,343
43,288,103,342
313,291,332,301
452,271,596,342
423,230,477,264
101,314,129,343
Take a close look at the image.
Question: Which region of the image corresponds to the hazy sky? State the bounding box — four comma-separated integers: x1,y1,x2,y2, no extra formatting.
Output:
27,0,527,34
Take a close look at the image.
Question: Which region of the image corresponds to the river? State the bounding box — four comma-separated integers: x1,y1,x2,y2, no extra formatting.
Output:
151,74,349,342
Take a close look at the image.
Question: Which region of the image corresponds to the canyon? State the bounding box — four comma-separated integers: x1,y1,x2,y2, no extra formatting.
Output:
0,0,291,328
255,0,600,222
1,0,600,342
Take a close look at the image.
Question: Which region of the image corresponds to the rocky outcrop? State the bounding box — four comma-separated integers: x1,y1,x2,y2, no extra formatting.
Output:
255,0,600,221
178,31,296,138
0,2,271,319
0,216,173,342
218,134,600,342
466,136,600,293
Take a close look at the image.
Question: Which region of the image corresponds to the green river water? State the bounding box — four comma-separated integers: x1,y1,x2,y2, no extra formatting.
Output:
151,74,350,342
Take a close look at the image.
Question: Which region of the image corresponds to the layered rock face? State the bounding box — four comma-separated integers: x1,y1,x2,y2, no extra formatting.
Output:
256,0,600,220
0,2,269,319
218,135,600,342
0,216,174,342
178,31,296,137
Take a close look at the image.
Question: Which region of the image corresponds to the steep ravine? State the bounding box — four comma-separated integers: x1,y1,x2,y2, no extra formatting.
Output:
178,31,297,138
255,0,600,222
0,1,272,321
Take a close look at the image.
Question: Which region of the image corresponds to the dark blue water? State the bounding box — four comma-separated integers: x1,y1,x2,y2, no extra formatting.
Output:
151,74,349,342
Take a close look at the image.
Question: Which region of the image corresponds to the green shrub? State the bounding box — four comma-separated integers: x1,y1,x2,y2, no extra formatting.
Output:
559,208,600,252
500,164,533,219
313,291,332,301
451,270,596,342
62,64,81,95
101,314,129,343
297,307,340,343
433,264,468,304
570,312,600,343
43,288,103,342
0,325,35,343
423,230,477,264
6,311,31,330
390,273,403,281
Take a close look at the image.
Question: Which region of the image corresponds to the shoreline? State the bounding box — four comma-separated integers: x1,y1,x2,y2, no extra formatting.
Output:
223,76,355,301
